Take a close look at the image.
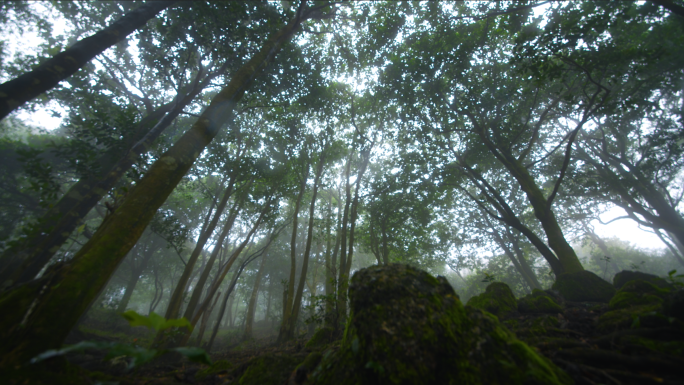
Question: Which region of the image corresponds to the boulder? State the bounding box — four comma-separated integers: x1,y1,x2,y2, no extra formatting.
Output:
613,270,673,290
552,270,615,302
466,282,518,318
518,289,564,314
608,279,670,310
308,264,572,385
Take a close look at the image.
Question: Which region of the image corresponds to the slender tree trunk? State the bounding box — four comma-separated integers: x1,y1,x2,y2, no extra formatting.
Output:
165,173,239,321
343,148,371,280
323,193,335,320
0,1,176,121
0,11,307,366
278,162,310,343
336,155,353,325
194,291,221,347
184,194,245,321
243,252,269,340
280,155,323,343
265,275,273,327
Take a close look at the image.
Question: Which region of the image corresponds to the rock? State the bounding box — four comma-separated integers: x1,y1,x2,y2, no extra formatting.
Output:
613,270,673,290
596,303,664,333
518,289,564,314
237,353,301,385
195,359,232,381
290,352,323,385
608,280,670,310
308,264,572,385
466,282,518,318
663,289,684,322
552,270,616,302
306,326,338,348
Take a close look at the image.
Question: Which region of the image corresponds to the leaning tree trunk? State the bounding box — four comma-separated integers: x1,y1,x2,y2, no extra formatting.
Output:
183,193,246,321
0,63,226,290
0,1,176,121
164,172,239,321
0,8,309,367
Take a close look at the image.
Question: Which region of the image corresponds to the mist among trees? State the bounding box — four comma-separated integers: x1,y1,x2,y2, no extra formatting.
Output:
1,1,683,384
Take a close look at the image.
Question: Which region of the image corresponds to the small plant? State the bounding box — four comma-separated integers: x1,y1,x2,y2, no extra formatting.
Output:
667,269,684,288
481,272,496,283
600,255,611,280
629,261,646,271
31,311,211,370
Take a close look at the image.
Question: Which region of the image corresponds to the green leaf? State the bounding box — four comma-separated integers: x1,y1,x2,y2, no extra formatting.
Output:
121,310,192,332
172,347,212,366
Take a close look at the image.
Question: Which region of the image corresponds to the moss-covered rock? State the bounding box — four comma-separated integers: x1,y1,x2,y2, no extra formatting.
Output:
306,326,338,349
663,289,684,322
608,280,670,310
466,282,518,319
613,270,673,290
596,303,662,333
308,264,572,385
291,351,324,384
237,353,301,385
195,359,232,381
552,270,615,302
518,289,564,314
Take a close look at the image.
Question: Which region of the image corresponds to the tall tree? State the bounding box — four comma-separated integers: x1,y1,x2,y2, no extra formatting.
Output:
0,2,337,367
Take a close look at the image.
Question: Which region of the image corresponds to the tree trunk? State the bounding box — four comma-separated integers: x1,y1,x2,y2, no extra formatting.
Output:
165,172,240,321
0,11,307,367
0,70,221,290
243,252,269,340
279,155,323,343
0,1,176,121
336,155,353,325
475,123,584,273
194,291,221,347
281,164,309,333
184,194,245,321
278,162,310,343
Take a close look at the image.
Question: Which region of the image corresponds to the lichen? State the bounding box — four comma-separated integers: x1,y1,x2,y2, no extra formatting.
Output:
466,282,518,319
307,264,572,385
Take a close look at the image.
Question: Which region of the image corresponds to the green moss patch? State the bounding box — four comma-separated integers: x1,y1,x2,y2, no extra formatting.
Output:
308,264,572,385
466,281,518,319
596,303,662,333
518,289,564,314
195,359,232,381
553,270,615,302
613,270,673,290
306,326,338,349
237,353,300,385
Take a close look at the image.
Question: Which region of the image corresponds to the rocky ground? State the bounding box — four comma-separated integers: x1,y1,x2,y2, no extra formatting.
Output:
5,266,684,385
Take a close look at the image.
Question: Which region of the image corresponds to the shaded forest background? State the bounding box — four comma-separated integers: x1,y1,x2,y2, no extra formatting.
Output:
0,0,683,364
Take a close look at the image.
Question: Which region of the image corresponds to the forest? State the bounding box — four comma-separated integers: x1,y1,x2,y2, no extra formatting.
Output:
0,1,684,384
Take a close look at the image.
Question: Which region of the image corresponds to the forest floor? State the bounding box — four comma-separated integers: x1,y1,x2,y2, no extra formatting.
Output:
49,299,684,385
